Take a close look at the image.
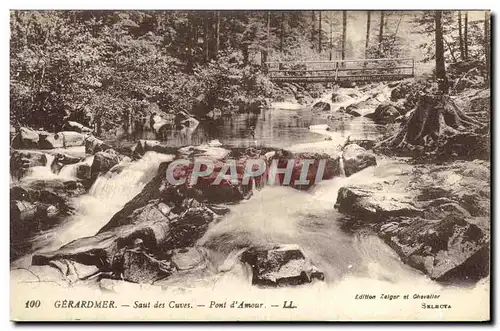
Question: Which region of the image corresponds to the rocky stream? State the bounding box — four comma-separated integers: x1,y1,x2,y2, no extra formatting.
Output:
10,82,490,304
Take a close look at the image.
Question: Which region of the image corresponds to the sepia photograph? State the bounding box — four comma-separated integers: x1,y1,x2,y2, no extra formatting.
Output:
8,9,491,321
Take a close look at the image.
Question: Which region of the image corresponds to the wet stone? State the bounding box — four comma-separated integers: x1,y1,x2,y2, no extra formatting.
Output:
241,244,324,287
113,249,172,284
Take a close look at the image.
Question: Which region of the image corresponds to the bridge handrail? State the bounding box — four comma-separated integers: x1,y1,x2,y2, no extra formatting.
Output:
264,57,414,65
268,66,414,73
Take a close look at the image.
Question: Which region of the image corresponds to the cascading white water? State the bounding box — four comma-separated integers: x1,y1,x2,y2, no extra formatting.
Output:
197,173,434,291
32,151,175,253
21,153,56,181
45,153,55,167
338,156,346,177
88,152,173,201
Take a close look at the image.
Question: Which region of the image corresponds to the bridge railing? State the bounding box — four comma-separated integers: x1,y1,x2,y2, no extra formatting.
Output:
265,58,415,83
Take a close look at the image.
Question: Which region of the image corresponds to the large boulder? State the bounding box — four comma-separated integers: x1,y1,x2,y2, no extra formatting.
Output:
59,131,86,147
379,215,489,281
11,180,86,207
334,159,491,282
54,152,81,165
178,144,231,159
112,249,172,284
312,101,331,111
10,180,86,260
10,150,48,179
390,79,426,110
170,146,269,202
345,104,362,117
133,140,177,157
271,150,341,189
341,144,377,177
372,104,401,124
31,186,216,282
338,81,356,88
62,121,93,134
38,132,64,149
38,131,87,149
331,93,352,103
85,136,111,154
241,244,324,287
345,97,381,117
76,164,91,181
32,231,121,271
11,127,40,149
10,199,37,222
390,80,418,101
335,184,422,221
90,150,125,181
50,152,82,173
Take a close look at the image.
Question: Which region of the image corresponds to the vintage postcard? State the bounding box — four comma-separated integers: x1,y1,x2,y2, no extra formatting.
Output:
9,10,491,321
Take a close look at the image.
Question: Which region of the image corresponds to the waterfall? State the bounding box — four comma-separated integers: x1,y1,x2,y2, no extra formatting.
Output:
339,155,346,177
89,152,174,201
32,151,175,253
21,153,56,181
45,153,55,168
198,165,429,288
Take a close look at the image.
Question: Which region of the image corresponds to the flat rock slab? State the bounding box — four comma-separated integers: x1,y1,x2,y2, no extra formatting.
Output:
335,159,491,282
379,215,489,281
113,249,172,284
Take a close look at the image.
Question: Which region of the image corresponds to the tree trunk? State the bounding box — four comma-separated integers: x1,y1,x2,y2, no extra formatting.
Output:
186,14,195,72
376,94,486,159
393,14,403,39
280,12,285,53
262,11,270,71
329,13,333,61
435,11,448,93
342,11,347,64
203,13,210,63
266,11,271,53
378,11,384,56
242,44,249,64
318,11,322,53
464,12,469,59
365,11,371,60
458,11,465,60
311,11,316,49
484,11,490,84
215,11,220,59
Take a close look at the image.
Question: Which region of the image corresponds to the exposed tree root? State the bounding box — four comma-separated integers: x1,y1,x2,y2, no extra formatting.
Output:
376,94,489,160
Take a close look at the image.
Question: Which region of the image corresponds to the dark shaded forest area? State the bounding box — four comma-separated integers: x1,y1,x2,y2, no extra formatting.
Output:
10,11,490,143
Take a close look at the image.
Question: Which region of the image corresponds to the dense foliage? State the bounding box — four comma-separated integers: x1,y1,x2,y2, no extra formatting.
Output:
10,11,281,135
10,10,490,138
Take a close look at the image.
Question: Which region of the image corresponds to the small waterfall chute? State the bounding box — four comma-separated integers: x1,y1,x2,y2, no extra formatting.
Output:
21,153,57,181
339,155,346,177
89,151,174,201
31,151,175,252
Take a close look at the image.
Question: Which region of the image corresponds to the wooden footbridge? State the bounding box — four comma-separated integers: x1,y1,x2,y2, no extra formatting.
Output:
265,58,415,83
